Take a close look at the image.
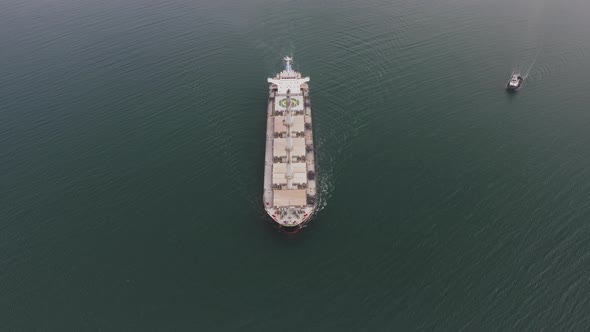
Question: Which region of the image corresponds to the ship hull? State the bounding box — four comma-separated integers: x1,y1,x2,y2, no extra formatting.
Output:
506,77,523,91
263,58,317,230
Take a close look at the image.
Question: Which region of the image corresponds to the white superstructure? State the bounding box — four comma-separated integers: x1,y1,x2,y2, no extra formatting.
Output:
263,57,317,229
508,74,520,87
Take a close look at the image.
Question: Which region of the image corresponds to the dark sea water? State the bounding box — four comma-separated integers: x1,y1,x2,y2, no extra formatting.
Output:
2,0,590,330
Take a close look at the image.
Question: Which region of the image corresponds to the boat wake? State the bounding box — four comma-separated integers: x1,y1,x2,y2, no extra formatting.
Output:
520,0,545,80
524,48,541,79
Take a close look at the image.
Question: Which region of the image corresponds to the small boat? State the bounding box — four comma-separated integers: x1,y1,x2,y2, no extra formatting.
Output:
506,73,523,91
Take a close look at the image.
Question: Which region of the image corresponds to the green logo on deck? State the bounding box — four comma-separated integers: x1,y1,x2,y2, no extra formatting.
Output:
279,98,300,108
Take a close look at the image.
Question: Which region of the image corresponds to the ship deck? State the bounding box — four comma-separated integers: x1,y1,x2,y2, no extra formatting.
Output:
263,62,316,228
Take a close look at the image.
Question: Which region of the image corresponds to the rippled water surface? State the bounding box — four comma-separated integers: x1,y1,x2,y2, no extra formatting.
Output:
2,0,590,330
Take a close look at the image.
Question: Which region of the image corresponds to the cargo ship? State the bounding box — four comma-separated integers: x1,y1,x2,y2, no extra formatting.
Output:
263,57,317,232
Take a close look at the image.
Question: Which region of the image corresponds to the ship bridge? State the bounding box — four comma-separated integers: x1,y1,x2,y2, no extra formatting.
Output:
267,57,309,94
267,77,309,94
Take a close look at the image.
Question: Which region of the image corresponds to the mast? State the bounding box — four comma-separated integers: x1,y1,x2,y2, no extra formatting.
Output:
283,56,293,72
